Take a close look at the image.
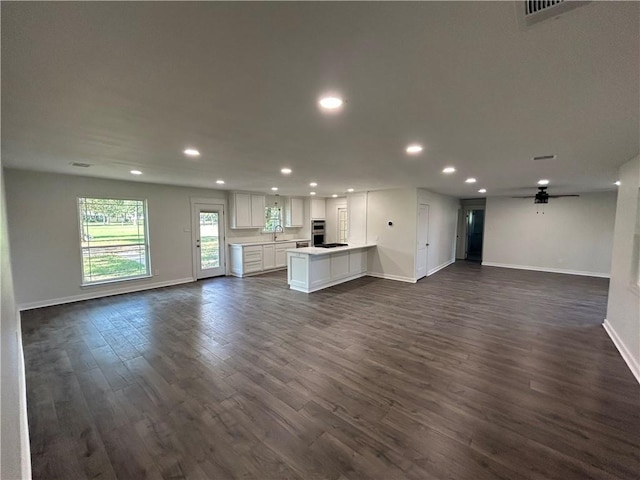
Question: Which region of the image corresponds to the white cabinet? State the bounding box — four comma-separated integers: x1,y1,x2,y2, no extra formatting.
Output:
285,197,304,227
263,244,276,270
230,245,264,276
251,195,266,228
275,242,295,267
287,245,373,293
229,192,266,229
229,241,296,277
311,198,326,219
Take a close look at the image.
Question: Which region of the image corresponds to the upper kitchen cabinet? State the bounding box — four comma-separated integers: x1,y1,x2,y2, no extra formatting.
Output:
285,197,304,227
229,192,266,229
311,197,326,219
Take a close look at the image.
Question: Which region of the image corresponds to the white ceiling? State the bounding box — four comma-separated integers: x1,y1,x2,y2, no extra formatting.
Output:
2,1,638,198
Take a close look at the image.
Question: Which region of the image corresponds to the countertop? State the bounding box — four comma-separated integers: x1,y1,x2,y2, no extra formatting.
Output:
288,244,376,256
229,238,310,247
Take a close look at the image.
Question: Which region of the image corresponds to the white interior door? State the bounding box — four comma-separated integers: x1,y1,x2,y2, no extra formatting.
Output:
416,204,429,279
193,203,226,279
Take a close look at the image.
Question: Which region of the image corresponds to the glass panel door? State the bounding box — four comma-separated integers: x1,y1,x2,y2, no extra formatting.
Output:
338,208,348,244
194,204,225,279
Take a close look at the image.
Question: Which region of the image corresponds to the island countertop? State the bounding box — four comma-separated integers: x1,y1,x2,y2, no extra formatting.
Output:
286,244,376,293
287,244,376,256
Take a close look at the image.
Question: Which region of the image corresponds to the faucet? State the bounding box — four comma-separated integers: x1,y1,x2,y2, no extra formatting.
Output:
273,224,284,242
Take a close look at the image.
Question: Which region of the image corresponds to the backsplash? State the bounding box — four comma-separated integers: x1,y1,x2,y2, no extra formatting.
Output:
226,226,308,244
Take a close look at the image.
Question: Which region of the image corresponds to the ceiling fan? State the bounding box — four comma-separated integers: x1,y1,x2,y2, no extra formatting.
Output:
512,186,580,204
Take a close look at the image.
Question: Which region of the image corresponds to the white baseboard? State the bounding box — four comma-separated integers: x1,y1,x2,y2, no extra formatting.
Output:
290,272,369,293
481,262,610,279
427,258,455,276
17,312,32,480
603,319,640,384
366,272,417,284
17,277,195,311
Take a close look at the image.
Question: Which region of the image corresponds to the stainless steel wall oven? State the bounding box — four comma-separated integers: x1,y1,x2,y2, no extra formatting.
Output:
312,219,325,246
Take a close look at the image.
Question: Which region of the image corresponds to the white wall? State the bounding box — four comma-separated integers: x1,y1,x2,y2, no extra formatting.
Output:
5,169,232,308
1,168,30,479
325,196,346,244
367,188,417,282
483,192,617,277
605,156,640,383
417,188,459,276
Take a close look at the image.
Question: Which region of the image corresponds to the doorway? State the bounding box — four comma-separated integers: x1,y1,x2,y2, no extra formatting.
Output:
456,199,486,263
192,203,226,279
337,207,348,244
416,203,429,279
466,209,484,262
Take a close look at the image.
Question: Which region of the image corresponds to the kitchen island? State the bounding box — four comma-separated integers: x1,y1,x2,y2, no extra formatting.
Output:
287,244,376,293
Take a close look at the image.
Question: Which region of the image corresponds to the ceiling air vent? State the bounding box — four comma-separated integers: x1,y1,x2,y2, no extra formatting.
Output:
532,154,556,161
525,0,565,16
70,162,91,168
517,1,588,27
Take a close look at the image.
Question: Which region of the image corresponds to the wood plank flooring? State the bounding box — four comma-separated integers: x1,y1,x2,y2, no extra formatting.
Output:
21,262,639,479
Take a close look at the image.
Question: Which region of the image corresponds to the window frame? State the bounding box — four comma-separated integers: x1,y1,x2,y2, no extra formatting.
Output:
263,205,283,233
77,196,152,286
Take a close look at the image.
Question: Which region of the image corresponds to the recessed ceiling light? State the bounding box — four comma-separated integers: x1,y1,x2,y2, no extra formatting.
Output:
478,188,487,194
318,96,343,110
347,188,354,193
332,194,338,198
465,178,476,183
130,170,142,175
310,192,316,196
537,179,550,185
309,182,318,187
281,168,292,175
271,187,278,191
406,144,423,154
183,148,200,157
614,180,621,186
216,179,225,184
442,167,456,174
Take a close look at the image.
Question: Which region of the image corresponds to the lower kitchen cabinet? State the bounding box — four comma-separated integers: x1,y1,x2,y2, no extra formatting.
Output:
229,242,296,277
263,244,276,270
275,242,292,268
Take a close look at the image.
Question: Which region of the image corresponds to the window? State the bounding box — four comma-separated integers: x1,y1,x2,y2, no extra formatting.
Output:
264,206,282,232
338,207,348,243
78,197,150,284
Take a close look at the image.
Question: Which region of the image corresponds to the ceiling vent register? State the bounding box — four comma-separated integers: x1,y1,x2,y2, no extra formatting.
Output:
525,0,565,16
518,0,588,27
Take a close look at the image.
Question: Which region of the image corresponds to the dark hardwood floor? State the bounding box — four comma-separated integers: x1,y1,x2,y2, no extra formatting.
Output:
21,262,639,480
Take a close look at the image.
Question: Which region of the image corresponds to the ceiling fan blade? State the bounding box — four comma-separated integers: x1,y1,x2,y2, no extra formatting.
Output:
548,194,580,198
510,195,535,198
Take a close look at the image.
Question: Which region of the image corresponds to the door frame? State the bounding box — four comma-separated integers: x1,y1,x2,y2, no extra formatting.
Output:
459,205,486,260
190,197,227,280
456,208,467,260
416,203,429,280
465,207,486,262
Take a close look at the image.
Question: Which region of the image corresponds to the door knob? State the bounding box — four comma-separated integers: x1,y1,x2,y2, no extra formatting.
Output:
426,243,429,246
